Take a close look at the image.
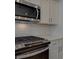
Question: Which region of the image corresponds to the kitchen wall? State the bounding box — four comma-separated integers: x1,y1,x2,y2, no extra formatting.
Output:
15,0,63,40
15,23,51,38
15,20,62,40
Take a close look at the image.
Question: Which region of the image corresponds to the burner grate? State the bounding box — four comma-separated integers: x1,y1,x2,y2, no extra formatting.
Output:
15,36,44,44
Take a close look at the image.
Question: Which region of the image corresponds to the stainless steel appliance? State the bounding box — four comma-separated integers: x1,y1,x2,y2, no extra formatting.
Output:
15,0,40,22
15,36,50,59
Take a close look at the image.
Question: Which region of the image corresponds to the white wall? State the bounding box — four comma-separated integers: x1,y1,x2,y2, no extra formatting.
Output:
15,23,51,39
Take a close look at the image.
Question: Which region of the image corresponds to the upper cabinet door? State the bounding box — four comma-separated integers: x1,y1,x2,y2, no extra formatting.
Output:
40,0,50,24
49,0,59,24
39,0,59,24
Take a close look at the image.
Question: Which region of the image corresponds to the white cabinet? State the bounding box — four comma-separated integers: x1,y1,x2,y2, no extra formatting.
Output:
39,0,50,24
49,40,58,59
49,39,63,59
39,0,59,24
49,0,59,24
57,39,63,59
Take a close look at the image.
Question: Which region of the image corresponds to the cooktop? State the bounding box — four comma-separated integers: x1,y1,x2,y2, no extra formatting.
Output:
15,36,50,50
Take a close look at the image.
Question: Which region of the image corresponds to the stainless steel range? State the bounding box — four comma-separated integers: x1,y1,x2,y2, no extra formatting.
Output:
15,36,50,59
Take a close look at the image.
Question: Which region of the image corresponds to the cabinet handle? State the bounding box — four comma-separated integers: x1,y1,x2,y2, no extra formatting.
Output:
36,7,39,20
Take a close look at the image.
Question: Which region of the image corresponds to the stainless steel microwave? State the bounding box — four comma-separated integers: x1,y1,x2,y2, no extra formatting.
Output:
15,0,40,22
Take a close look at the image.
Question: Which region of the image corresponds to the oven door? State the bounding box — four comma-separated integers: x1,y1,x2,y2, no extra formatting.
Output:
16,47,49,59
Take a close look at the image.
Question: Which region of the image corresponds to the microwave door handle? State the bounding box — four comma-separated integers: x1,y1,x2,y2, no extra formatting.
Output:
36,8,39,19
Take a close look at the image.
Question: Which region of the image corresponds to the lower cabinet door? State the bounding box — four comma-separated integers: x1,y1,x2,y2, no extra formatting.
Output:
22,49,49,59
49,40,58,59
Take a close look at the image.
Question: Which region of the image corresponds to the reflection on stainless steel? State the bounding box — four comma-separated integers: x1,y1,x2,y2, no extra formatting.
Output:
15,16,40,21
16,47,49,59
